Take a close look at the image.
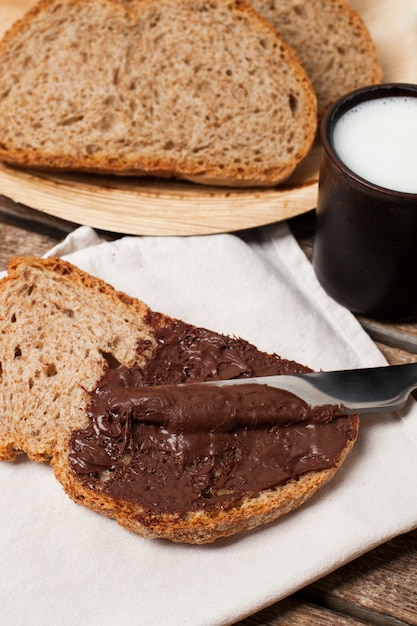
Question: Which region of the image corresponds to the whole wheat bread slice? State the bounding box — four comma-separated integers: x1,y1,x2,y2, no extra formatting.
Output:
248,0,382,120
0,0,317,187
0,256,359,543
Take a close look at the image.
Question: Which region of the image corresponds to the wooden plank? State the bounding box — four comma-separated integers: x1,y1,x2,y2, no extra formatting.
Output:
306,530,417,626
375,342,417,365
360,318,417,356
0,193,75,236
0,222,62,270
236,596,369,626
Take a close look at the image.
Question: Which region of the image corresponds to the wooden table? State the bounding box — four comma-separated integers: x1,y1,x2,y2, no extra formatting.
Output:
1,196,417,626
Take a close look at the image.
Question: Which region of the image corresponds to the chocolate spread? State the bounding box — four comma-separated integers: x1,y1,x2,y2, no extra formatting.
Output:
69,319,358,515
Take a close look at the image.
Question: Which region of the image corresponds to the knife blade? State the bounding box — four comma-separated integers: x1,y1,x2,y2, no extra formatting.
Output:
203,362,417,414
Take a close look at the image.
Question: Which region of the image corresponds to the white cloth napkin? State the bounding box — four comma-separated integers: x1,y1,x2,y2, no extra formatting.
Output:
2,223,417,626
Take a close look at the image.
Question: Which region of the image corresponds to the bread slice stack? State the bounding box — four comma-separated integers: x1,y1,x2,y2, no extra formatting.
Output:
119,0,383,121
0,0,318,187
0,0,382,187
249,0,382,120
0,257,359,543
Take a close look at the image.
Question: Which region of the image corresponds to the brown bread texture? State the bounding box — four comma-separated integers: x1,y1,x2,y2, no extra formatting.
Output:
0,256,359,544
0,0,317,187
248,0,382,120
0,256,157,463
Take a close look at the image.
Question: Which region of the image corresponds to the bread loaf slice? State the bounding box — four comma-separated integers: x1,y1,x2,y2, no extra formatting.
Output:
0,256,158,462
0,257,359,543
0,0,317,187
249,0,382,120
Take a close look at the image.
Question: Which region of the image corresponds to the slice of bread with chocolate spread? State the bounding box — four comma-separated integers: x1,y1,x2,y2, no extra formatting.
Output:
0,0,317,187
0,257,359,544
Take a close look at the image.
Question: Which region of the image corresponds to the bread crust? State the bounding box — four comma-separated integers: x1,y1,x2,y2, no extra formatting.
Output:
0,256,359,543
54,431,357,543
0,0,317,186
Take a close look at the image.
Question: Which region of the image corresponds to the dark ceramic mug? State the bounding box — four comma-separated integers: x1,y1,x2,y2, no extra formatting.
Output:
313,83,417,322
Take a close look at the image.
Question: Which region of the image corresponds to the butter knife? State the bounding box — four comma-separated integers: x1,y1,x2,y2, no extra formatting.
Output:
205,362,417,414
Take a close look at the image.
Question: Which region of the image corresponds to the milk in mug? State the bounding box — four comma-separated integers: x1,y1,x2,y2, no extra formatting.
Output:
332,96,417,193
